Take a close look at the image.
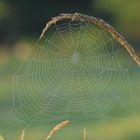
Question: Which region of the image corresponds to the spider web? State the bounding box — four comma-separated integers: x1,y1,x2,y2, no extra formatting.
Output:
11,20,137,127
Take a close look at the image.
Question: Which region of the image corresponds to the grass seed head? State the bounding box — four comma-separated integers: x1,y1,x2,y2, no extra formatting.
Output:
45,120,69,140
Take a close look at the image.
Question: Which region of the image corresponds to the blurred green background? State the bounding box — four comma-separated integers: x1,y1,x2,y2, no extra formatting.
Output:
0,0,140,140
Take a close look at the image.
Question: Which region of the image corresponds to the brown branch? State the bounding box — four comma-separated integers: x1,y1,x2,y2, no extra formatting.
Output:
40,13,140,67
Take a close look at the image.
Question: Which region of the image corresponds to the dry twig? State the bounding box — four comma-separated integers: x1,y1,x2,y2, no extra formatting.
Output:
40,13,140,66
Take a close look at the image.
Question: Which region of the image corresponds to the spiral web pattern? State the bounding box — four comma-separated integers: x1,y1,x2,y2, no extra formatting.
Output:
12,20,136,126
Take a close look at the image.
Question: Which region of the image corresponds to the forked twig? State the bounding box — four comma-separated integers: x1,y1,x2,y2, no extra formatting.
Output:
45,120,69,140
40,13,140,67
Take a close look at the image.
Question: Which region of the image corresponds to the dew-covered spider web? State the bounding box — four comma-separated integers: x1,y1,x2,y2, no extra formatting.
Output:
11,20,138,128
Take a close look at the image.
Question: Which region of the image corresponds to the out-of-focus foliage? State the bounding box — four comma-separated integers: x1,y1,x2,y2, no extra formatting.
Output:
0,0,140,46
95,0,140,38
0,1,10,18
